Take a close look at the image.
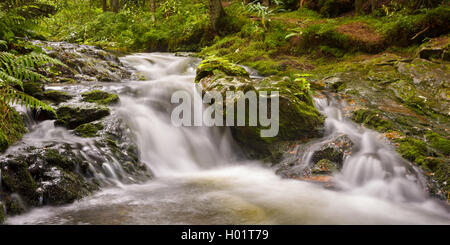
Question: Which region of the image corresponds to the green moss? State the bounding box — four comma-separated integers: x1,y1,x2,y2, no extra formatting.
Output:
426,132,450,155
73,123,104,138
197,66,323,159
43,149,75,171
0,202,5,224
42,168,94,205
81,90,120,105
312,159,339,175
0,106,27,152
22,81,44,99
55,105,110,129
43,90,73,104
195,56,249,82
352,109,393,132
1,158,38,205
395,137,428,162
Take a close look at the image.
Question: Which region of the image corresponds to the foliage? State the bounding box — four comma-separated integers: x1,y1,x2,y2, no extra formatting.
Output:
38,0,212,51
244,1,274,28
0,50,63,114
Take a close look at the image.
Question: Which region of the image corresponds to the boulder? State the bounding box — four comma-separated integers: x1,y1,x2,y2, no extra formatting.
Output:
310,134,355,169
55,105,110,129
195,57,324,160
81,90,120,105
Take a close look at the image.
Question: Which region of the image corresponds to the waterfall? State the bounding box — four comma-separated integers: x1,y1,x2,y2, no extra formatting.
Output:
5,53,450,225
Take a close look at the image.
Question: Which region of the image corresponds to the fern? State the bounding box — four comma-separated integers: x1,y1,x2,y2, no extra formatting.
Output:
1,87,56,115
0,50,65,116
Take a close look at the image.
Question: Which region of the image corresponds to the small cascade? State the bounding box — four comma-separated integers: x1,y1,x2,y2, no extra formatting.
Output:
3,52,449,225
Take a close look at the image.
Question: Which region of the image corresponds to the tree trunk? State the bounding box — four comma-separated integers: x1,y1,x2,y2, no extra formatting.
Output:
150,0,156,12
299,0,306,8
111,0,119,13
208,0,225,32
102,0,108,12
354,0,363,15
371,0,376,14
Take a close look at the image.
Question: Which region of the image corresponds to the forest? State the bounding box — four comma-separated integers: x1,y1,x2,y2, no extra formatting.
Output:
0,0,449,225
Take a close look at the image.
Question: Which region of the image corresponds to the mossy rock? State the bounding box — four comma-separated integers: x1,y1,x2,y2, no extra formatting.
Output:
55,105,110,129
43,149,78,171
394,137,429,162
0,107,27,152
426,132,450,156
42,168,95,205
81,90,120,105
73,123,104,138
0,202,5,224
22,81,44,99
195,56,249,82
352,109,394,132
312,159,339,175
43,90,73,104
196,61,323,159
1,158,38,205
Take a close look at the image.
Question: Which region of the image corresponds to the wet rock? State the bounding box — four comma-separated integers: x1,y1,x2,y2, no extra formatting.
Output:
417,36,450,61
23,81,44,99
81,90,120,105
0,202,5,224
195,56,249,82
41,167,95,205
352,109,393,132
1,158,39,206
73,123,104,138
43,90,74,104
311,159,339,175
0,107,27,153
323,76,344,91
33,40,131,83
310,134,355,169
55,105,110,129
196,58,324,160
419,48,445,60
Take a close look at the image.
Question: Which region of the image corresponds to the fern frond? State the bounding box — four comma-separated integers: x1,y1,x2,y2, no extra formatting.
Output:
0,40,7,50
15,52,66,68
0,51,16,66
1,63,48,82
1,87,55,115
0,69,23,89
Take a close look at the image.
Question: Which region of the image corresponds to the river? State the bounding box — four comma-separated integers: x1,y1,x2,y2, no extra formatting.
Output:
5,53,450,225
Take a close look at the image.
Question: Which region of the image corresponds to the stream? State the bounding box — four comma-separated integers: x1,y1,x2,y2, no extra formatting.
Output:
5,53,450,225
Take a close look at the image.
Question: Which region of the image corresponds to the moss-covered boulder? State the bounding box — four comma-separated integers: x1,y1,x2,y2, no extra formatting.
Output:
0,202,5,224
22,81,44,99
311,159,339,176
0,107,27,152
81,90,120,105
73,123,104,137
1,158,39,207
195,58,324,160
43,90,74,104
195,56,249,82
55,105,110,129
41,167,94,205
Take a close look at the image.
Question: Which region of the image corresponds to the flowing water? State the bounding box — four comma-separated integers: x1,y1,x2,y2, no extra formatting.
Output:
5,53,450,225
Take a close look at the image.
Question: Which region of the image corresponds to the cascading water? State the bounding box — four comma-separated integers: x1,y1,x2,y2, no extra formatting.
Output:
5,53,450,225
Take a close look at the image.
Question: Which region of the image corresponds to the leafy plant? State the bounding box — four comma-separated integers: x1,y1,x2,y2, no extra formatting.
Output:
244,1,274,29
294,74,311,93
0,49,64,115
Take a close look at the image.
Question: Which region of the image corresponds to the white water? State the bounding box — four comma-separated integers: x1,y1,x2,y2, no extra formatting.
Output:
6,53,450,225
